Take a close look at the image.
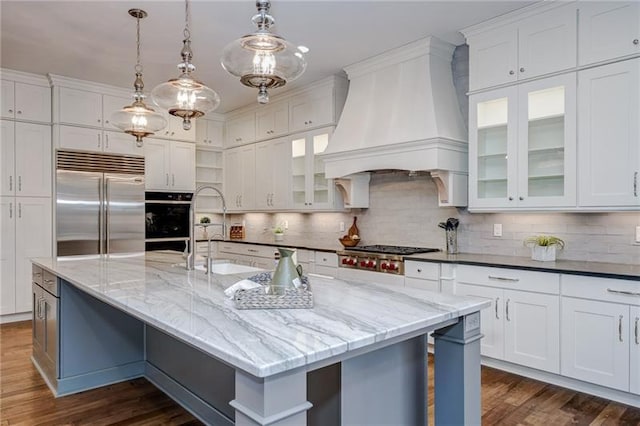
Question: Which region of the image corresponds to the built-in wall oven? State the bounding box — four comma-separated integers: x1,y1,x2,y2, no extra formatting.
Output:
145,192,193,252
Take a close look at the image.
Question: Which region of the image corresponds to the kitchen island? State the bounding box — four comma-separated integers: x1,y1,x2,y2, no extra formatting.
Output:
31,252,489,426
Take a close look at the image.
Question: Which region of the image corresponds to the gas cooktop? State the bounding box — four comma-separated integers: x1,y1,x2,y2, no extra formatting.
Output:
345,245,440,255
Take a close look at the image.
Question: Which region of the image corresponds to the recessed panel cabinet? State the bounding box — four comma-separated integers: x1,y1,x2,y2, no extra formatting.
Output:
578,58,640,207
255,138,291,210
225,112,256,148
469,74,576,210
144,139,195,191
57,125,143,157
1,80,51,123
467,3,577,91
196,119,224,147
578,1,640,66
256,101,289,140
224,144,256,211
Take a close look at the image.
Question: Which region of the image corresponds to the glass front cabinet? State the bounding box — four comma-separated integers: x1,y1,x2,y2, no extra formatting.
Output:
290,126,337,210
469,74,576,209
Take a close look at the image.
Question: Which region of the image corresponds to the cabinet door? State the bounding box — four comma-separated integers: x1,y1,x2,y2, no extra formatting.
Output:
168,115,196,143
225,113,255,147
256,102,289,140
0,120,15,196
238,145,255,210
224,145,255,211
15,123,51,197
469,87,518,209
196,119,224,147
578,2,640,66
254,141,274,209
306,129,335,209
58,125,103,152
1,80,14,119
144,138,171,190
631,306,640,395
468,26,518,91
102,94,131,130
289,89,333,133
561,298,629,391
516,74,576,207
170,142,196,191
0,198,16,314
224,148,241,210
103,130,143,156
32,284,44,349
14,83,51,123
58,87,102,127
455,283,504,359
15,197,52,313
255,139,291,210
503,290,559,373
578,59,640,207
517,4,577,80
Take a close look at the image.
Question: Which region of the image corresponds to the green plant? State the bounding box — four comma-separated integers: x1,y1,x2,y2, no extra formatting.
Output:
200,216,211,224
524,235,565,249
273,225,284,234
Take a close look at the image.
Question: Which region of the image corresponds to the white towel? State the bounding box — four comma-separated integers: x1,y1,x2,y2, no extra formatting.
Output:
224,279,261,299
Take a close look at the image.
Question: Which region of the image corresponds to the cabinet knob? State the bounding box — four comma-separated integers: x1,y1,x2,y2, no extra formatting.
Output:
417,268,422,273
508,196,514,201
634,39,639,45
519,67,525,73
509,70,515,76
97,119,101,122
8,109,13,113
519,196,524,201
17,110,22,114
309,120,312,124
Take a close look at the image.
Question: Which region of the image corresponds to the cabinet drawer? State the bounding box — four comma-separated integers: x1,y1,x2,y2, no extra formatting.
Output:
404,261,439,280
562,274,640,305
315,251,338,268
218,242,246,255
244,244,277,259
32,265,43,286
41,270,58,296
457,265,560,294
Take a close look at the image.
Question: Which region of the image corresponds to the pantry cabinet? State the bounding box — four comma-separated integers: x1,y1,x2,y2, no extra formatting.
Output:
0,196,52,314
224,144,256,211
467,3,577,91
577,58,640,207
290,127,339,210
144,138,195,191
255,138,291,210
469,73,576,210
1,80,51,123
1,121,51,197
578,1,640,66
454,265,560,373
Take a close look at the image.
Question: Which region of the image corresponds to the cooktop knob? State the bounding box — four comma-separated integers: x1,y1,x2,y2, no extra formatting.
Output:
381,263,388,270
342,258,348,264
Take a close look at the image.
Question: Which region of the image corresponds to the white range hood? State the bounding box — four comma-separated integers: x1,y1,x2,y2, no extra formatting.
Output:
323,36,469,207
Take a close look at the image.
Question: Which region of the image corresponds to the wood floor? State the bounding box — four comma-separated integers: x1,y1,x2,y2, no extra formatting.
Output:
2,321,640,426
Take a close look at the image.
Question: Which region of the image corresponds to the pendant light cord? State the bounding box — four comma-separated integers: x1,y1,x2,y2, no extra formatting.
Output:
183,0,191,41
135,14,142,74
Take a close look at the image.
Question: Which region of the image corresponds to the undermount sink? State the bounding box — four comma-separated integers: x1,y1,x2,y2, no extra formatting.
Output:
192,263,265,275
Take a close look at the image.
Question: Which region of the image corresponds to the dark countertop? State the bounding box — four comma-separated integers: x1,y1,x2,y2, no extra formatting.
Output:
196,238,340,253
405,252,640,282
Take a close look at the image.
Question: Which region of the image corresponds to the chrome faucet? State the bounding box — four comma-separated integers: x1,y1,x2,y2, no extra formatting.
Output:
187,185,227,272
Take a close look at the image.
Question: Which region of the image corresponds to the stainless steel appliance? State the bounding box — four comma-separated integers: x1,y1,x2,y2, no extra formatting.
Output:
337,245,440,275
56,150,145,256
145,191,193,252
32,264,58,386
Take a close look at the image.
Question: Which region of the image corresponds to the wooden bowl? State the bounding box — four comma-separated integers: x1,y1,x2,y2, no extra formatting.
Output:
339,237,360,248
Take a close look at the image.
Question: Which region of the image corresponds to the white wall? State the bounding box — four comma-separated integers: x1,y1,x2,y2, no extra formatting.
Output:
221,171,640,265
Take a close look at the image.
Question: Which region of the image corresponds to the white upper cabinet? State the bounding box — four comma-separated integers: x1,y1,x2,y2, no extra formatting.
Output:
102,94,131,130
289,86,334,133
225,112,256,148
57,125,143,157
578,1,640,66
469,74,576,210
254,138,291,210
467,3,577,91
1,80,51,123
144,138,195,191
58,87,103,127
196,118,224,147
224,144,256,211
256,101,289,140
156,111,196,143
1,121,51,197
578,58,639,207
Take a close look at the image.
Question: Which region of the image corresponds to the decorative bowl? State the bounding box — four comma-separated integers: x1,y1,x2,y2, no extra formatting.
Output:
339,237,360,248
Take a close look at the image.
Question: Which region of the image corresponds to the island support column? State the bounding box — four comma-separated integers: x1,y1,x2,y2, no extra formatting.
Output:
230,369,313,426
433,312,483,425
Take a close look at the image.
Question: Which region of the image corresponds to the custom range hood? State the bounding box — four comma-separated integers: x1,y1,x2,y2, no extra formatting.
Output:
323,36,469,207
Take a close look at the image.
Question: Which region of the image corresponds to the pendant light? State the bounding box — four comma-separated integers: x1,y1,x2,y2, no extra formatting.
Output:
221,0,307,104
151,0,220,131
112,9,167,146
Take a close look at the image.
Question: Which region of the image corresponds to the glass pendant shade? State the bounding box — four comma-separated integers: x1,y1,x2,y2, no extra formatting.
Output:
111,9,167,146
221,1,307,104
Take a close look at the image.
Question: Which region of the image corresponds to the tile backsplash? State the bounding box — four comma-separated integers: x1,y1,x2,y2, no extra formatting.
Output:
211,171,639,265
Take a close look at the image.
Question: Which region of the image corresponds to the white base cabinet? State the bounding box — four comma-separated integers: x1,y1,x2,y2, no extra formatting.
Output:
631,306,640,396
0,196,52,315
454,265,560,373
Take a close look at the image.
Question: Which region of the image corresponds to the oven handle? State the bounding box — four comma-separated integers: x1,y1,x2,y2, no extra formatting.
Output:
145,200,192,205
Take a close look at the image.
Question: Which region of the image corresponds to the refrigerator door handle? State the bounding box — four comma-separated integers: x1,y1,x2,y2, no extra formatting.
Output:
99,176,105,255
104,177,110,255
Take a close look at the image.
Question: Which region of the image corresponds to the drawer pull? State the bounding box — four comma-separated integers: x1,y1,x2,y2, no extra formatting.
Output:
506,299,511,321
248,249,259,253
416,268,422,273
607,288,640,297
43,279,54,284
495,297,500,320
635,317,639,345
619,315,624,343
488,275,519,282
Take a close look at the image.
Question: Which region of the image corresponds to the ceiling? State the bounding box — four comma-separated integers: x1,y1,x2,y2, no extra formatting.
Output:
1,1,534,113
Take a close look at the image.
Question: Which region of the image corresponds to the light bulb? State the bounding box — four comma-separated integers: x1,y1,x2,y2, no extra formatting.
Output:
177,88,197,109
253,50,276,75
132,113,148,129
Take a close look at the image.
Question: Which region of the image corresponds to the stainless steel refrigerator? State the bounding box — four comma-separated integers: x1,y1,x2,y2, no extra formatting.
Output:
56,150,145,257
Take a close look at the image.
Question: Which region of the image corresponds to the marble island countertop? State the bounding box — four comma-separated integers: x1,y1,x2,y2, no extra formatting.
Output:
32,252,489,378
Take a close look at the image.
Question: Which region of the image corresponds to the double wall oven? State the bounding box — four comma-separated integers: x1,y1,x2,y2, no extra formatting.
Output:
145,192,193,252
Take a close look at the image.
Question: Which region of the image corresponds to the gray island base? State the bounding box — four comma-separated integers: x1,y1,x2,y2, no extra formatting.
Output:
31,252,488,425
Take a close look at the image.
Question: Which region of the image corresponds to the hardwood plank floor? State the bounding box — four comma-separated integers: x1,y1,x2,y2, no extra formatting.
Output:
2,321,639,425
